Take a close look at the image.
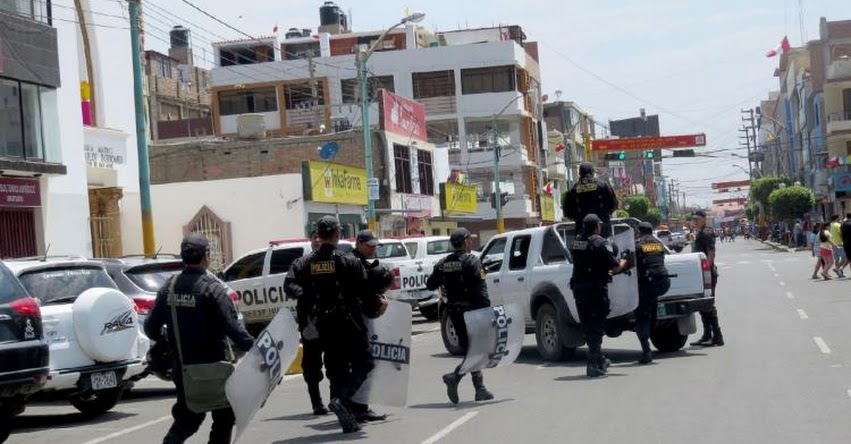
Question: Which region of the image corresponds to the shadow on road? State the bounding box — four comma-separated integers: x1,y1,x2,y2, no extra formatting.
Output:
515,345,708,369
120,387,177,404
273,430,367,444
408,398,514,410
555,373,628,382
11,410,137,434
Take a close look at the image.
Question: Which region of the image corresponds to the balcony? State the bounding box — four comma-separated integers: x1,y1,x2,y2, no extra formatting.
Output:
418,96,457,117
827,58,851,82
827,111,851,135
547,160,567,179
447,145,532,171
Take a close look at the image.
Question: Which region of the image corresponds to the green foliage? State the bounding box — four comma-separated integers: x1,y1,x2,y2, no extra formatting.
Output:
745,204,756,220
645,208,663,227
751,176,790,206
768,186,815,222
614,209,630,218
623,195,650,220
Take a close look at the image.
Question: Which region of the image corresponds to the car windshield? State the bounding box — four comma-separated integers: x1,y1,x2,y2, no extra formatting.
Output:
375,243,408,259
125,262,183,293
427,240,452,256
0,263,27,304
18,266,118,304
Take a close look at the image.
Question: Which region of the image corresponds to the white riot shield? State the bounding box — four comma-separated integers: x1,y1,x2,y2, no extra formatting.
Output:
458,304,524,375
226,309,299,443
352,300,412,407
608,227,639,318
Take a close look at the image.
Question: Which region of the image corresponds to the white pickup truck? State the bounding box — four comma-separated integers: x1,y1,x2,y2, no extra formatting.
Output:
377,237,449,320
439,219,715,360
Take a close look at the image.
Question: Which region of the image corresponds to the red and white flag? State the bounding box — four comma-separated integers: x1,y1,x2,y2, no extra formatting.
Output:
553,143,565,153
272,23,279,34
766,36,791,57
543,181,554,195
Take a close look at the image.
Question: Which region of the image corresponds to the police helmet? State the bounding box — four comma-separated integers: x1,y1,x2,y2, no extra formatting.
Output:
579,163,595,177
368,263,395,295
582,214,602,233
450,228,472,249
638,221,653,234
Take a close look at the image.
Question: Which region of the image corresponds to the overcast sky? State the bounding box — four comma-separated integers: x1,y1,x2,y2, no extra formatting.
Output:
141,0,851,207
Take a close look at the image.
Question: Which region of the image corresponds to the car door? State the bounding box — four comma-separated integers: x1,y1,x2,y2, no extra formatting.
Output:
479,236,509,305
222,249,271,325
266,246,306,318
500,234,532,308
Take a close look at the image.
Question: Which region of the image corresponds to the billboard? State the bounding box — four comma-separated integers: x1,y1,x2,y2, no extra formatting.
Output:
440,183,477,215
379,90,427,140
302,161,368,205
592,134,707,151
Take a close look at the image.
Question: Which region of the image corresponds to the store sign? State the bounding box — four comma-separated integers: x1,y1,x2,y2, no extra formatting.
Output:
592,134,707,152
540,194,556,222
302,161,368,205
834,172,851,193
380,90,427,140
440,183,477,215
400,194,433,216
0,177,41,207
84,128,127,168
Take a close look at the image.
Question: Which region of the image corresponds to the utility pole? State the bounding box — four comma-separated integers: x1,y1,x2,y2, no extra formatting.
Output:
492,115,505,233
128,0,156,254
307,52,321,132
740,108,757,179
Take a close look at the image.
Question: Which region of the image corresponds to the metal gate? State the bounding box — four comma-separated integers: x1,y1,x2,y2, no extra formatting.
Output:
184,206,232,273
90,213,122,258
0,208,38,259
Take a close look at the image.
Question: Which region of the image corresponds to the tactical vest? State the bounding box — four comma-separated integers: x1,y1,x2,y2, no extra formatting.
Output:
439,252,470,306
307,250,346,316
570,234,611,289
636,235,668,283
574,176,610,221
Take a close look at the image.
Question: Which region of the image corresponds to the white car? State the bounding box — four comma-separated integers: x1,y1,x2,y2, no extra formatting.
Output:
6,258,149,415
375,238,444,320
397,236,453,320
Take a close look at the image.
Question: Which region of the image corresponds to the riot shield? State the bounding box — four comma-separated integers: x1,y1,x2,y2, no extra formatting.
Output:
352,300,412,407
608,226,639,318
457,304,524,375
226,309,299,443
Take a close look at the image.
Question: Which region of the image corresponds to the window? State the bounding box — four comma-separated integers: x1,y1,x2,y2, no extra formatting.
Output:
508,235,531,270
427,240,452,256
340,76,395,104
222,252,266,281
540,229,567,265
481,238,507,271
285,81,326,110
269,248,304,275
125,262,183,293
404,242,418,258
18,266,117,305
394,144,413,194
0,0,50,23
218,88,278,116
461,66,515,95
412,70,455,99
0,263,27,304
376,243,408,259
158,59,172,78
417,150,434,195
0,79,45,160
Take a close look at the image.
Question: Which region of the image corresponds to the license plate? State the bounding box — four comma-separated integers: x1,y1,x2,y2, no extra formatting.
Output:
656,304,667,317
90,371,118,390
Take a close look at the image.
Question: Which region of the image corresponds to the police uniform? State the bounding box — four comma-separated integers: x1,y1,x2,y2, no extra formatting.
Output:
286,217,383,434
426,228,494,404
634,222,671,364
691,211,724,347
570,214,622,377
144,235,255,444
563,163,618,236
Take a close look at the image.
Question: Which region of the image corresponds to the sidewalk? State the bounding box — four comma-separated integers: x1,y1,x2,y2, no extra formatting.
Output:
759,239,810,253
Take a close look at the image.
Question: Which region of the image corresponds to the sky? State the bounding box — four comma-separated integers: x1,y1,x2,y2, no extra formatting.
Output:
139,0,851,208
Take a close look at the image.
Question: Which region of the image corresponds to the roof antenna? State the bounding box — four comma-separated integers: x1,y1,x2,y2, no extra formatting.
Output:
153,245,163,259
42,243,51,262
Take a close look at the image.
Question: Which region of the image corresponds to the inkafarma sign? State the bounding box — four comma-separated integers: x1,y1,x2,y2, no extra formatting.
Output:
302,161,368,206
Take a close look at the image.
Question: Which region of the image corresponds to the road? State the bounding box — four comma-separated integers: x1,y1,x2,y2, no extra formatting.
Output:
8,239,851,443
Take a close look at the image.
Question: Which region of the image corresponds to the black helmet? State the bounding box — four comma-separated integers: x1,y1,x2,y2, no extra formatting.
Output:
368,263,395,295
582,214,602,233
579,163,595,177
638,222,653,234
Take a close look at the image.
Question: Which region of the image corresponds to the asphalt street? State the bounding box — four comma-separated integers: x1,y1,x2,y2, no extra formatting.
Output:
9,239,851,444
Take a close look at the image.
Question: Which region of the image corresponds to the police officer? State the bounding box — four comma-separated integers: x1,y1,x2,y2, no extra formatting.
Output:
563,163,618,236
570,214,630,378
284,229,328,416
425,228,494,404
634,222,671,365
286,216,388,434
690,210,724,347
144,234,255,444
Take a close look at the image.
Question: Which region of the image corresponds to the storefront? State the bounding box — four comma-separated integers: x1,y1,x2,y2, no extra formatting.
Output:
0,177,41,258
302,160,366,238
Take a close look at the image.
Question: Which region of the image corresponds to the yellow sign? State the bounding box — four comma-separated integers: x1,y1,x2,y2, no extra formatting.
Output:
302,161,368,205
540,194,556,222
440,183,477,215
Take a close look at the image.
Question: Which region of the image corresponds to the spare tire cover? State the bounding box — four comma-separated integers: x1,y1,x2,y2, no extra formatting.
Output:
73,288,138,362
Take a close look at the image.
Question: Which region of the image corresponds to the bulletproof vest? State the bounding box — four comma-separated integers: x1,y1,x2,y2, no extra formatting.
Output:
307,248,345,315
570,234,610,288
637,235,668,281
573,176,611,221
439,252,470,305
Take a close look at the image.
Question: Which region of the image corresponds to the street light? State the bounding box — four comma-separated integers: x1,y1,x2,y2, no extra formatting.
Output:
731,164,750,176
357,11,426,231
492,90,532,233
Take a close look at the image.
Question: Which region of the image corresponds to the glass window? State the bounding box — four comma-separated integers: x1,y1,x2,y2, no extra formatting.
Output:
340,76,395,104
124,262,184,293
481,238,507,271
222,252,266,281
541,229,567,265
218,88,278,116
427,239,452,256
417,150,434,196
0,0,50,23
508,235,531,270
284,81,326,110
18,266,118,305
375,243,408,259
0,263,27,304
394,144,412,194
0,79,45,160
412,70,455,99
404,242,418,258
461,66,516,95
269,248,304,275
159,59,171,78
21,82,43,160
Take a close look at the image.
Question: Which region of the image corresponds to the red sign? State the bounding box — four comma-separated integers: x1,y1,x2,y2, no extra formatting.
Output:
0,178,41,207
713,198,748,205
592,134,707,151
711,180,751,190
379,90,427,140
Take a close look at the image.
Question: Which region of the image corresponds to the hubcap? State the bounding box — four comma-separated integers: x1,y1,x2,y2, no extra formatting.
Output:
543,317,557,350
446,319,459,347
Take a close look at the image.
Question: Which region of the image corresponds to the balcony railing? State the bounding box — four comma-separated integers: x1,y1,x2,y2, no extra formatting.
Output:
0,0,51,25
827,111,851,135
827,58,851,81
418,96,457,116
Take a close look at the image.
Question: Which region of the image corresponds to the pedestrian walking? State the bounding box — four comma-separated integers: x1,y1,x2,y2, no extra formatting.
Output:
285,216,388,434
690,210,724,347
841,214,851,272
634,222,671,365
426,227,495,404
569,214,630,377
562,163,618,237
284,230,328,416
829,215,847,277
144,234,255,444
811,225,826,280
819,223,836,280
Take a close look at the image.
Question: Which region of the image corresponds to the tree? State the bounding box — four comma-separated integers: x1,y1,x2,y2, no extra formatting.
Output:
645,208,663,227
751,176,790,207
768,186,815,223
614,209,630,218
745,204,756,221
623,195,650,220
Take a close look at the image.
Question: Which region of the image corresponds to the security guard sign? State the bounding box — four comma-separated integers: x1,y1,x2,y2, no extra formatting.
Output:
353,300,412,407
458,304,524,374
226,310,300,443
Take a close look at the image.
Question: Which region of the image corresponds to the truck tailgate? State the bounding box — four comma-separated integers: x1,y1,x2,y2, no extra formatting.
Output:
661,253,705,299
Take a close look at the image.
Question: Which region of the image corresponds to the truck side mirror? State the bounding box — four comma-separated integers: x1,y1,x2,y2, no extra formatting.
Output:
483,259,502,273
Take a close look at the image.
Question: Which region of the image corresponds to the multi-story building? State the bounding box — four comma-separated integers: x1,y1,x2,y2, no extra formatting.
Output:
820,18,851,214
542,100,593,187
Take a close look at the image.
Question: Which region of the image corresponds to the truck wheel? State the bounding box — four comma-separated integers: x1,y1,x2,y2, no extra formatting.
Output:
650,321,688,352
0,419,10,444
535,304,566,361
419,305,439,321
440,311,465,356
69,388,124,416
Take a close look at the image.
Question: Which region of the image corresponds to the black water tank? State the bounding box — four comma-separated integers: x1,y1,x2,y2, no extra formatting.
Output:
285,27,302,39
170,26,189,48
320,1,341,26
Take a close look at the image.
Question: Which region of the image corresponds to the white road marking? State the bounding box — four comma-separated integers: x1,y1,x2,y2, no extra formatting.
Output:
796,309,809,319
813,337,832,354
779,281,786,287
786,291,795,299
767,263,776,272
736,260,752,265
773,273,780,278
420,411,479,444
79,416,171,444
847,389,851,398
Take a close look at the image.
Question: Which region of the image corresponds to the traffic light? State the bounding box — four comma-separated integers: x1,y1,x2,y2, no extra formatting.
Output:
672,149,696,157
604,152,626,161
645,151,654,159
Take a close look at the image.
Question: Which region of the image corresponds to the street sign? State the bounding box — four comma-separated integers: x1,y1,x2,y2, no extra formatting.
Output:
592,134,707,152
711,179,751,190
367,177,380,201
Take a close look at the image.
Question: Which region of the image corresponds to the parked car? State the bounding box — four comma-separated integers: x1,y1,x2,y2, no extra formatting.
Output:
0,261,49,442
5,258,149,415
397,236,453,320
376,238,442,320
654,229,686,252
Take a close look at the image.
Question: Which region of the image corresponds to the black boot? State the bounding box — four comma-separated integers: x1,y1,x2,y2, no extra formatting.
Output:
690,313,713,346
308,383,328,415
471,372,494,402
638,339,653,364
328,398,361,434
442,372,463,405
709,313,724,347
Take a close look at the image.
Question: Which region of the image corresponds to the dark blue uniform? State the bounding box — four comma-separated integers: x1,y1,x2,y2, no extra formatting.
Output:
692,228,723,346
634,233,670,362
285,255,326,415
563,174,617,236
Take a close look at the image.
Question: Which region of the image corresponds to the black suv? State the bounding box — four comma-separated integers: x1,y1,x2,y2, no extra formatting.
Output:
0,261,49,443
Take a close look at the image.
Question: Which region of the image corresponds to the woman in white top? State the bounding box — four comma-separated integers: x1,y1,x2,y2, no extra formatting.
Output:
818,223,837,280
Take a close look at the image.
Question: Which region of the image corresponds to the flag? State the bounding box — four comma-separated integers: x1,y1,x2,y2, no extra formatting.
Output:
554,143,565,153
272,23,278,34
543,181,554,195
766,36,791,57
